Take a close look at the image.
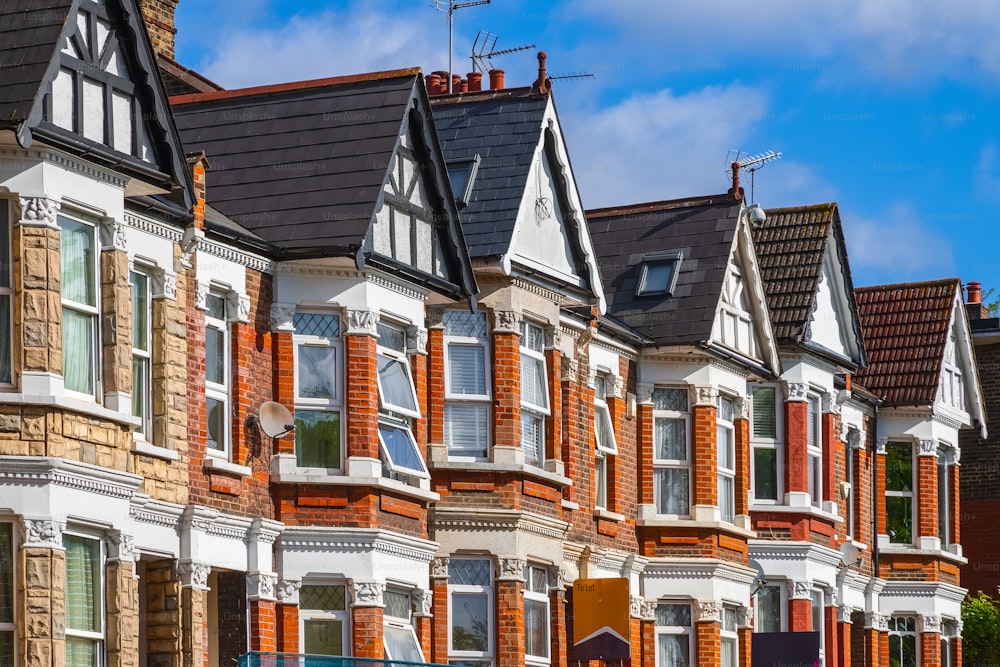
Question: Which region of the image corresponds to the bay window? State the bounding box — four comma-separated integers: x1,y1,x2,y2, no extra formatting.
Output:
594,374,618,510
60,215,100,398
293,312,342,469
300,584,348,656
750,385,781,503
130,270,152,439
0,204,11,385
376,321,428,481
885,441,914,544
0,523,12,665
520,321,549,467
524,565,550,663
807,393,822,507
204,292,230,458
65,532,104,667
717,395,736,522
653,388,690,516
384,588,423,662
654,603,693,667
448,559,493,666
444,310,490,459
888,616,918,667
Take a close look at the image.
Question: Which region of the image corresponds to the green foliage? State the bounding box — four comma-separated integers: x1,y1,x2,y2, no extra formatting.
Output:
962,590,1000,667
981,286,1000,317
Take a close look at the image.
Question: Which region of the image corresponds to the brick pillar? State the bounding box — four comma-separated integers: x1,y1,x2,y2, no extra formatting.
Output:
919,616,942,667
824,604,839,667
106,536,139,667
491,310,522,453
640,616,656,667
822,410,838,505
270,319,296,456
151,267,188,462
427,311,446,446
738,627,752,667
953,635,962,667
788,585,812,633
144,559,183,667
414,588,433,661
637,389,655,506
734,402,750,517
22,536,66,667
247,572,278,652
562,358,582,505
181,585,207,667
692,388,718,512
410,325,429,452
837,609,852,667
430,559,450,663
784,386,809,495
549,586,567,667
352,605,385,658
276,599,299,654
918,441,939,540
100,220,133,412
545,344,562,462
950,461,961,547
496,562,525,667
875,440,887,537
695,615,721,667
345,310,380,459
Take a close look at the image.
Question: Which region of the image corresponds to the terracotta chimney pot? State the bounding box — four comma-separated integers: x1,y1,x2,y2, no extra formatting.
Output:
426,74,442,96
489,69,505,91
969,281,982,304
467,72,483,92
452,74,462,93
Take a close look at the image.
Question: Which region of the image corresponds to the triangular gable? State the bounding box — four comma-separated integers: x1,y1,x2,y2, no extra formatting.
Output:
937,290,987,436
804,209,866,367
710,209,781,372
26,0,191,206
368,81,477,302
504,103,606,313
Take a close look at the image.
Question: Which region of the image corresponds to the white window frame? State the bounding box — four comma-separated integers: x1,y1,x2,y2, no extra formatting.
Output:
941,619,957,667
807,393,823,507
376,321,420,419
888,615,919,667
938,444,954,548
885,440,915,545
383,587,423,663
845,428,858,540
717,395,736,523
721,606,739,667
59,213,101,401
940,330,964,410
443,314,491,460
811,588,825,667
750,384,783,504
653,388,692,518
0,201,12,387
0,521,15,666
754,584,785,633
204,290,230,460
298,583,350,657
523,565,550,664
594,373,617,511
64,530,105,667
447,558,494,665
129,268,153,440
520,321,550,468
719,258,756,358
654,602,694,667
292,312,343,472
378,419,430,479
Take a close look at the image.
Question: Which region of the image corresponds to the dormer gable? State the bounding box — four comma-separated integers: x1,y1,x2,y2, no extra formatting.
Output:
805,226,865,366
936,289,986,433
12,0,192,206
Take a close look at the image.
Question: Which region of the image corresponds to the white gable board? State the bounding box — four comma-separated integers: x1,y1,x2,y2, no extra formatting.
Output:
809,258,850,358
712,250,764,360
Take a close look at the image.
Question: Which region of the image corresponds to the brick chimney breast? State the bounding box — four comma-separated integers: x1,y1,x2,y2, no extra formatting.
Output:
139,0,180,60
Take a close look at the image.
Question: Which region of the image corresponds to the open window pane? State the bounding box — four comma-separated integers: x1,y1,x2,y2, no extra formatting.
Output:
295,410,341,468
377,354,420,416
595,403,617,453
297,346,338,400
379,422,429,478
445,404,488,457
385,625,424,662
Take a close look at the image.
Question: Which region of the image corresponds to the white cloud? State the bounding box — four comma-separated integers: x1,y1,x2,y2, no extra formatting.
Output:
841,202,955,285
561,84,769,208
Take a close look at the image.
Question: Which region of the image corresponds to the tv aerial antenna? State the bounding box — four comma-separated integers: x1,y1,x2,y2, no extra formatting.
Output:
432,0,491,93
728,149,782,204
549,72,595,82
471,31,535,73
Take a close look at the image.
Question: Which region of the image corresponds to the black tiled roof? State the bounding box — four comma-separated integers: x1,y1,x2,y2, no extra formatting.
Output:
171,73,419,254
0,0,73,127
431,89,547,258
586,195,741,345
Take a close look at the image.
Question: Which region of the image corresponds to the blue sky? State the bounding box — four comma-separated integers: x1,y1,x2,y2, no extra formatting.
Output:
173,0,1000,291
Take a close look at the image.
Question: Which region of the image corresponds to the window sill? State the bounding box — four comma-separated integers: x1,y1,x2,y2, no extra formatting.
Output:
878,544,968,565
749,502,843,524
132,440,179,462
0,391,140,428
203,457,252,477
636,517,756,539
271,456,440,502
429,459,571,487
594,508,625,523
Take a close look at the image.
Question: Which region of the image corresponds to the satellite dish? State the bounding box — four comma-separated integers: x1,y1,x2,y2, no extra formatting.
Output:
749,558,767,595
259,402,295,438
840,541,862,568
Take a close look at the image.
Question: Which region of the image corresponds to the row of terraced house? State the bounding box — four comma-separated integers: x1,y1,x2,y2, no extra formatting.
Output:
0,1,985,666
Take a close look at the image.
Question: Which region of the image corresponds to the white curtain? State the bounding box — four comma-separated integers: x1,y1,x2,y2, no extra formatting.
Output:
60,220,94,395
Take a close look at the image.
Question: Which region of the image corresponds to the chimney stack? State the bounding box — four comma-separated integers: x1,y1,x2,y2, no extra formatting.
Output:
467,72,483,92
727,162,744,201
489,69,505,91
967,280,990,320
139,0,180,60
530,51,552,96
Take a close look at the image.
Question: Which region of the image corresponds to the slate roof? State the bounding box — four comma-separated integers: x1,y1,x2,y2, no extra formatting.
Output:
171,71,421,255
586,194,741,345
854,278,959,406
0,0,73,127
431,89,548,258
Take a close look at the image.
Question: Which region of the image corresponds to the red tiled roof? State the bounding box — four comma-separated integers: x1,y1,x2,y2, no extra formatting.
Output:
854,278,959,406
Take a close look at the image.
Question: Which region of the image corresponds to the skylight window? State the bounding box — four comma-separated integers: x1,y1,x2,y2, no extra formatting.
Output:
447,154,480,207
636,251,683,296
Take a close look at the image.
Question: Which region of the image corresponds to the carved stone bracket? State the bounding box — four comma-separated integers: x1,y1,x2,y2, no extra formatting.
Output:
865,612,890,632
430,557,450,579
695,599,722,623
345,309,379,337
561,357,579,382
630,596,643,618
178,227,203,269
640,600,657,620
228,292,251,324
194,282,210,311
100,218,128,252
821,392,840,416
277,578,302,605
837,605,854,624
693,386,718,407
425,306,446,330
351,581,385,607
407,326,429,355
636,383,654,405
738,605,754,629
734,395,750,420
876,437,888,455
415,588,433,616
491,309,521,334
18,196,61,228
788,580,813,600
247,571,278,601
919,614,942,633
107,531,135,564
151,267,177,301
178,560,211,590
497,557,526,581
783,382,808,402
270,304,296,332
23,519,65,549
612,375,625,399
918,438,939,457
